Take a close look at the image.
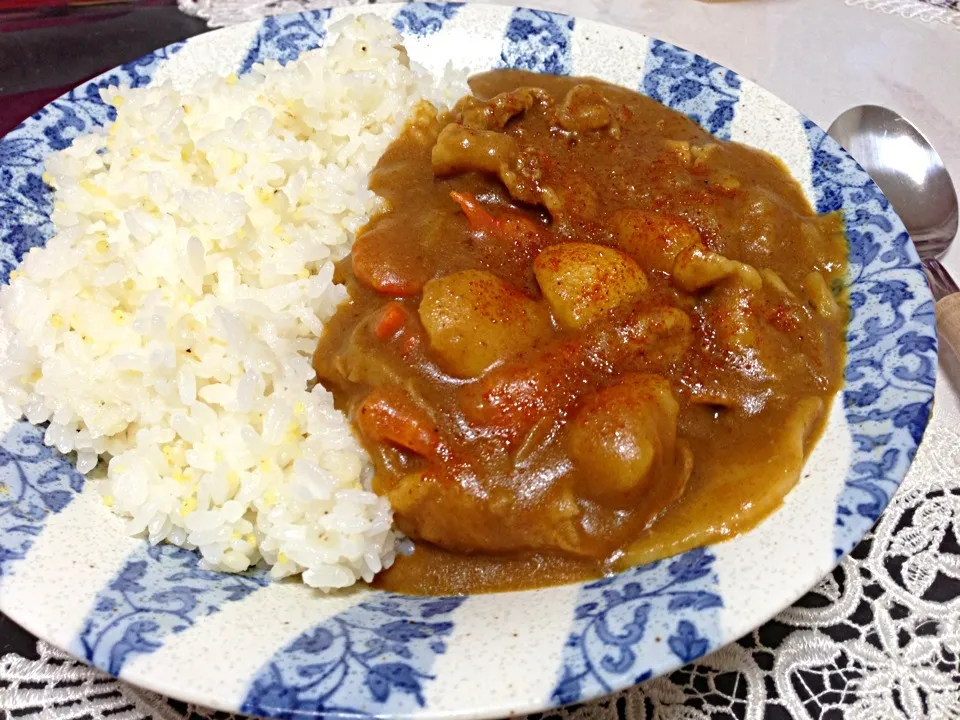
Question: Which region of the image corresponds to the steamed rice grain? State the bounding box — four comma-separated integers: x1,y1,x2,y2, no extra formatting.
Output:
0,15,468,589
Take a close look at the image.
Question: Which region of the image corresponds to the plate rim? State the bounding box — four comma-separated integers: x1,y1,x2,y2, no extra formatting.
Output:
0,3,938,718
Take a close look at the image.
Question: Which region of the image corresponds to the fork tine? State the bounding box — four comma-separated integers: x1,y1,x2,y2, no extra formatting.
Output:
922,258,959,300
913,232,952,259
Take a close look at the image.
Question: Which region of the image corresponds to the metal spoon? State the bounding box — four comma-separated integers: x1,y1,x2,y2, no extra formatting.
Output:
828,105,960,357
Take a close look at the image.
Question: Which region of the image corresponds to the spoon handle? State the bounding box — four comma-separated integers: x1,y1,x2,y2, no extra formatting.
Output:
922,258,960,359
935,293,960,359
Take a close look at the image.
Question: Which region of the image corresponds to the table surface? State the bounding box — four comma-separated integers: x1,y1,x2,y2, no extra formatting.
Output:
0,1,958,717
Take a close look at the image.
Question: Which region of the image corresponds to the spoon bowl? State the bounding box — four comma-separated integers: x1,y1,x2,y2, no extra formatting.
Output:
827,104,959,257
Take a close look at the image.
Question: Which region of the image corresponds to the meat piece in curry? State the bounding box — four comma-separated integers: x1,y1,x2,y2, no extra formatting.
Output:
313,70,847,595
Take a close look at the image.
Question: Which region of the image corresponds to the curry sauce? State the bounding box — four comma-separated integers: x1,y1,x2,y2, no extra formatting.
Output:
313,70,847,595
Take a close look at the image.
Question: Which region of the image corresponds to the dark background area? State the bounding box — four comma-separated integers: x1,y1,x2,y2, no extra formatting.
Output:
0,0,208,135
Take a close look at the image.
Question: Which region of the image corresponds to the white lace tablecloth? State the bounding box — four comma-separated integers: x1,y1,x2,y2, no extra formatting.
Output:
847,0,960,28
2,1,959,719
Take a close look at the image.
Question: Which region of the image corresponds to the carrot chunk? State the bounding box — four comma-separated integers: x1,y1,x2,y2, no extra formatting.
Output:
355,387,443,459
374,302,408,340
450,191,546,254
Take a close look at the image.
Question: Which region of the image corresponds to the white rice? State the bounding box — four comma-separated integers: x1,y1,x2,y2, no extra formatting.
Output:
0,15,467,590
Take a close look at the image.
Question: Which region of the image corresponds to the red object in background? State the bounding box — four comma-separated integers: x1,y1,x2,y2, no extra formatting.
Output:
0,0,171,32
0,0,163,8
0,0,119,7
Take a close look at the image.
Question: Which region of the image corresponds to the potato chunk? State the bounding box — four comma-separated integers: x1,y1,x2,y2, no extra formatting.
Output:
611,209,704,273
534,242,648,329
419,270,551,378
567,374,690,509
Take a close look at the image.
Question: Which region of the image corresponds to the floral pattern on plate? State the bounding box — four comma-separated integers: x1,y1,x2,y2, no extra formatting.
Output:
73,543,268,676
238,9,332,75
641,40,742,139
0,423,84,582
802,121,937,556
500,8,574,75
242,595,465,718
553,548,723,705
393,1,463,35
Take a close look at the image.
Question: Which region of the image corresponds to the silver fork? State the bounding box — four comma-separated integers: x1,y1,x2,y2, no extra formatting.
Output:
921,255,960,301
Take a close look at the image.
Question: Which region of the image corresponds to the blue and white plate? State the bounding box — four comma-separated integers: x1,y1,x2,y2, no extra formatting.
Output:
0,3,937,718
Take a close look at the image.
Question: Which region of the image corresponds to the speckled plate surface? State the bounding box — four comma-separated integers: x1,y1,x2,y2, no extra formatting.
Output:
0,3,938,718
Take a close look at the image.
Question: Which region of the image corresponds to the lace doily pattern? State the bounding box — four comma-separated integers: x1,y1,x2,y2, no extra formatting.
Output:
0,640,242,720
177,0,960,33
178,0,365,28
847,0,960,28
